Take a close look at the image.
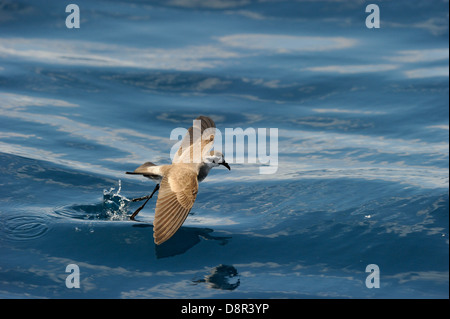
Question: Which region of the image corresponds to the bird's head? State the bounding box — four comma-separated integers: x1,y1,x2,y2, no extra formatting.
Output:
205,151,231,170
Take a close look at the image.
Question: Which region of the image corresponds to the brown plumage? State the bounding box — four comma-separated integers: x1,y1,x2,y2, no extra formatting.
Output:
126,116,230,245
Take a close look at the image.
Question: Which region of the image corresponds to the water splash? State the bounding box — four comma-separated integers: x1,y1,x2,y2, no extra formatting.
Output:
102,180,131,220
53,180,132,221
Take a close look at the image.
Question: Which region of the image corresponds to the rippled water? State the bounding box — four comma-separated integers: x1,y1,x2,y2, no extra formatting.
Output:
0,0,448,298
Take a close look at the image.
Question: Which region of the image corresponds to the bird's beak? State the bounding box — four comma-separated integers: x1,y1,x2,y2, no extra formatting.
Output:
220,161,231,170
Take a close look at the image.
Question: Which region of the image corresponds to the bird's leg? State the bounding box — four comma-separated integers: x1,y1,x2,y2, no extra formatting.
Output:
130,194,153,202
130,184,160,220
130,184,160,202
130,197,150,221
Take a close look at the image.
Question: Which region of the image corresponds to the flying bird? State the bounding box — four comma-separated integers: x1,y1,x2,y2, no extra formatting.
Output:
126,116,230,245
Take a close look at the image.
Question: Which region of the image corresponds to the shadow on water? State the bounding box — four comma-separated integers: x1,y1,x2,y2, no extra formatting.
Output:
55,202,231,258
131,222,231,259
54,181,231,259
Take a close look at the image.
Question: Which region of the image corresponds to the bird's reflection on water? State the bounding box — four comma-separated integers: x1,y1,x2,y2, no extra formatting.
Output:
193,264,240,291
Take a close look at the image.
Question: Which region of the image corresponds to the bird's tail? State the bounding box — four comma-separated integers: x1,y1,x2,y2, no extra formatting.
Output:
128,161,156,174
126,162,162,181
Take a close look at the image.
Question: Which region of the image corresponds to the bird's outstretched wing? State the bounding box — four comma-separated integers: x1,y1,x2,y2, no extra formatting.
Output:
153,165,198,245
172,116,215,164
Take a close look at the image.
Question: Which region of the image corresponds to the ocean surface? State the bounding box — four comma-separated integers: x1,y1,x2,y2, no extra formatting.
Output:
0,0,448,299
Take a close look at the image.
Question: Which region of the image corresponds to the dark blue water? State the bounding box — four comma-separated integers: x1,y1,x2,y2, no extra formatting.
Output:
0,0,448,298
